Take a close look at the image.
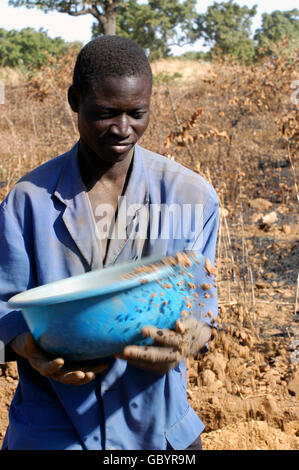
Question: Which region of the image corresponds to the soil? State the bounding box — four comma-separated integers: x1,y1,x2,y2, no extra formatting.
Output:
188,218,299,450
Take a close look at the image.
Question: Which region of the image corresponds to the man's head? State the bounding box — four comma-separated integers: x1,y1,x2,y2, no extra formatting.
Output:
68,36,152,165
72,35,153,97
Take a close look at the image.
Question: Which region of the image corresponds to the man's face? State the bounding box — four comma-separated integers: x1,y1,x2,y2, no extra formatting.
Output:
74,75,151,164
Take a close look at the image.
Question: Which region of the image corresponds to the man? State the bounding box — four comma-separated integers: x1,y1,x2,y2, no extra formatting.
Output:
0,36,219,450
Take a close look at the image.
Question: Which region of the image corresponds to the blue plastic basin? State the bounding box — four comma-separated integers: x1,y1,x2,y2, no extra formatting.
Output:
8,252,205,361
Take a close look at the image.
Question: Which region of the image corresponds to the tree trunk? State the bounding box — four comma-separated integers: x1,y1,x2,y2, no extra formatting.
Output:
102,11,117,35
66,2,119,36
100,1,118,35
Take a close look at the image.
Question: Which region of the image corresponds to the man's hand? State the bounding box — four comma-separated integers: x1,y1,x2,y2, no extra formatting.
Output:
116,317,212,374
10,332,107,385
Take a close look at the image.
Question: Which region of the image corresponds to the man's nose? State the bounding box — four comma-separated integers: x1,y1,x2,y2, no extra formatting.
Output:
110,114,131,137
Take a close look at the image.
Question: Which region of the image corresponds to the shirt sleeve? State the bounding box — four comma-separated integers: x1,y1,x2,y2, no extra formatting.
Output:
0,203,34,361
185,195,219,326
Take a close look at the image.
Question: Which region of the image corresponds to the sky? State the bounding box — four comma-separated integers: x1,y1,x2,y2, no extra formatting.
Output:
0,0,298,55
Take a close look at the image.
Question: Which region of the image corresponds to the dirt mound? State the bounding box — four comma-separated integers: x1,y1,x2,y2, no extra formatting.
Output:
185,290,299,450
0,362,18,444
202,420,299,450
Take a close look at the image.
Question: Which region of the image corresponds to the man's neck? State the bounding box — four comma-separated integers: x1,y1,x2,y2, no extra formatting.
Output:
78,140,135,191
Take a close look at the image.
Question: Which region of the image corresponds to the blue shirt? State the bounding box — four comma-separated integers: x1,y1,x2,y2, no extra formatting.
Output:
0,143,219,450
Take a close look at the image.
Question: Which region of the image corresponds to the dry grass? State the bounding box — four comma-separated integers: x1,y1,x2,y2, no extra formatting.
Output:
151,58,214,86
0,66,25,87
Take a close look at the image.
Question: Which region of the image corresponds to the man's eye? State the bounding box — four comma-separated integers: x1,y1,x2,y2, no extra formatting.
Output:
96,113,113,119
131,112,146,119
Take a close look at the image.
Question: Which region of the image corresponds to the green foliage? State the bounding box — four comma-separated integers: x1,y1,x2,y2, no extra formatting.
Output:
178,51,210,61
9,1,121,35
8,1,299,64
0,27,81,69
8,0,84,12
93,0,198,60
10,1,199,57
254,9,299,57
191,0,257,63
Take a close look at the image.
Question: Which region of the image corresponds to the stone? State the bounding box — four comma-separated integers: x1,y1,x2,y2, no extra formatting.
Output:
208,380,223,392
259,211,278,231
201,369,216,386
288,373,299,397
249,198,272,210
261,211,278,225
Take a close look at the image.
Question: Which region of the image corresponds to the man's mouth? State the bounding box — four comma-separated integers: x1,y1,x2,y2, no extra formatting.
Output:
104,140,134,152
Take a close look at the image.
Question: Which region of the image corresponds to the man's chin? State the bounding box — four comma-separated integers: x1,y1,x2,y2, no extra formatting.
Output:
97,144,135,162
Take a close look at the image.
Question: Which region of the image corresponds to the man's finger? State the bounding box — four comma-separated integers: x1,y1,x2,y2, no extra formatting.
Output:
49,370,95,386
120,345,181,363
50,364,107,384
141,325,182,348
175,316,198,334
83,364,108,374
57,370,86,385
124,358,179,374
30,356,64,376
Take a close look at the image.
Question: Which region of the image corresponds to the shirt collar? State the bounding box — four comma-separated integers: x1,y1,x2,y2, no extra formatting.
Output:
54,141,85,206
53,142,150,269
54,142,149,208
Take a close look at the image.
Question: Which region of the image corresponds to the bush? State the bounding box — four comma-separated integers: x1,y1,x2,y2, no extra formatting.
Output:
0,27,81,70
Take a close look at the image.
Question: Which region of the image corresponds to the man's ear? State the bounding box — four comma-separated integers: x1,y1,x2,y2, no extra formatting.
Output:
68,85,80,113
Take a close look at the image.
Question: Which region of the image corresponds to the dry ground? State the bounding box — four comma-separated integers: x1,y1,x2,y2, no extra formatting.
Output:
0,56,298,450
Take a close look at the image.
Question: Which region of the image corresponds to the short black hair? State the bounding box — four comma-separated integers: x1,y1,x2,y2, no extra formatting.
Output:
73,35,153,95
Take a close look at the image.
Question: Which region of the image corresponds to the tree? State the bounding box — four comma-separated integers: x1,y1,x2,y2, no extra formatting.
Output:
191,0,257,62
254,9,299,57
93,0,198,59
10,1,198,57
0,27,78,68
9,1,120,35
